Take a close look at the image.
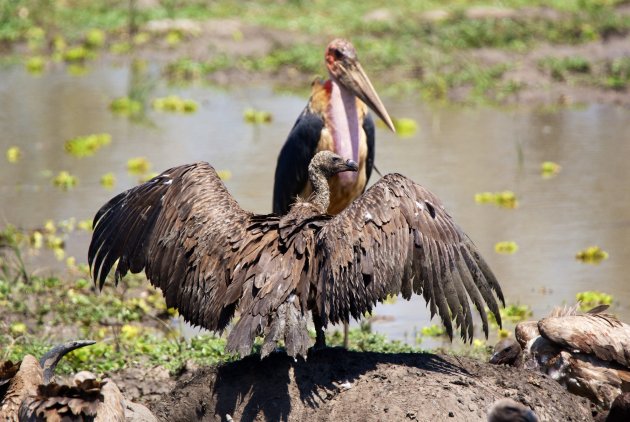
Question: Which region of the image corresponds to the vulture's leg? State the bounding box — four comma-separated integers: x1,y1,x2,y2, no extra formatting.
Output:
313,313,326,348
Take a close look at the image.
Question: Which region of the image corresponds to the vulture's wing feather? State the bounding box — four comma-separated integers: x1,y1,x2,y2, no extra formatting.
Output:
272,110,324,215
539,314,630,367
314,173,504,341
88,162,253,331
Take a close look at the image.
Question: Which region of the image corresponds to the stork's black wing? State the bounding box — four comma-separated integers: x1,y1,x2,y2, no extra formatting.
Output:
313,173,505,341
272,110,323,215
363,113,376,183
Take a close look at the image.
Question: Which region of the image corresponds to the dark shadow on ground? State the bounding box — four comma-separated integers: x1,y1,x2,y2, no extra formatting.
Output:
151,348,473,422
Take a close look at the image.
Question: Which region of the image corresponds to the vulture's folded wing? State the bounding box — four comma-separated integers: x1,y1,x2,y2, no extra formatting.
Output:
314,173,504,341
88,162,253,331
539,313,630,367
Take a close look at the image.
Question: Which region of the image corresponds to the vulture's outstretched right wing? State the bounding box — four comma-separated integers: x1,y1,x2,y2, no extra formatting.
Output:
88,162,254,332
314,173,504,341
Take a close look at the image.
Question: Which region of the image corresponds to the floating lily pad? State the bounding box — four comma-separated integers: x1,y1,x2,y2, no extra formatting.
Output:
52,171,78,190
63,46,92,63
392,117,419,138
152,95,198,113
474,190,518,209
576,290,612,310
100,172,116,189
575,245,609,264
25,56,45,74
216,170,232,181
494,241,518,254
420,324,446,337
243,108,273,124
110,97,143,115
64,133,111,158
85,29,106,49
6,146,22,163
541,161,561,178
127,157,152,175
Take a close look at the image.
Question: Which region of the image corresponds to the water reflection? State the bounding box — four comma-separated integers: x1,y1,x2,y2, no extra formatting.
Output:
1,62,629,346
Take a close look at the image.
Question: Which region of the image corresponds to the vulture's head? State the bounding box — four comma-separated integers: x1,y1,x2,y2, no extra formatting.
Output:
487,398,539,422
309,151,359,179
325,38,395,132
489,338,522,366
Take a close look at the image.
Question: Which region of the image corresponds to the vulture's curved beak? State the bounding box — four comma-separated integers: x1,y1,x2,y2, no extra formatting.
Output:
344,159,359,172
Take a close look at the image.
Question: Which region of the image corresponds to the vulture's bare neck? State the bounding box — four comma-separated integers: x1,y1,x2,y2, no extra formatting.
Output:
308,165,330,213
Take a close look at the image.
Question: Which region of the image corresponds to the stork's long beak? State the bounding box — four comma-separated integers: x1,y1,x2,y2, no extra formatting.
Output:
336,60,396,133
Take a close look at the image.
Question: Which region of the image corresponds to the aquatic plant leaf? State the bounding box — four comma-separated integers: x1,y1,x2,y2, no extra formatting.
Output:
394,118,418,138
100,172,116,189
243,108,273,124
52,171,78,190
64,133,111,158
474,190,518,209
494,241,518,254
421,324,446,337
25,56,45,74
127,157,152,175
575,246,609,264
541,161,561,178
576,290,613,310
6,146,22,163
85,29,106,49
152,95,198,113
110,97,143,115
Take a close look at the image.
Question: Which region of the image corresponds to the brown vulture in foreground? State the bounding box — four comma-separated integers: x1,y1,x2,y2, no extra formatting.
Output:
89,151,505,358
490,304,630,409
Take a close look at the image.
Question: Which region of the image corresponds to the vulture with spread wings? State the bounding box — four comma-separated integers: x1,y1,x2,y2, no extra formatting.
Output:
89,151,504,358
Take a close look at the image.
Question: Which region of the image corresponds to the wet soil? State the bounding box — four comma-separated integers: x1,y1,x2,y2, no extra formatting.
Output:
148,348,593,422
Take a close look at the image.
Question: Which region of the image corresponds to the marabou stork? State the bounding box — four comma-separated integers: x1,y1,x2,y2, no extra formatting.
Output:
89,151,504,359
272,38,396,216
490,304,630,409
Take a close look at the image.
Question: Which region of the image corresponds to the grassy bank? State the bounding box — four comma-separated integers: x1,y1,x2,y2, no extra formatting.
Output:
2,0,630,104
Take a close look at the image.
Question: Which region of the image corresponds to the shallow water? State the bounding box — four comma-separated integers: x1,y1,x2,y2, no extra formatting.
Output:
1,62,629,346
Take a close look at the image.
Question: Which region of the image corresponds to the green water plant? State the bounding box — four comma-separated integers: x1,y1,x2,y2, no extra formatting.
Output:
64,133,111,158
474,191,518,209
576,291,613,310
152,95,198,113
575,246,609,264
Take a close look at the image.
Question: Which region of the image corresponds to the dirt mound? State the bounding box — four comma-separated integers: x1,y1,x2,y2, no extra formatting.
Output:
150,348,592,421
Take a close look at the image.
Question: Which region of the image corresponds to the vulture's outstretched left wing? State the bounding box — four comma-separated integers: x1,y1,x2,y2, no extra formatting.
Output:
88,163,254,332
314,173,504,341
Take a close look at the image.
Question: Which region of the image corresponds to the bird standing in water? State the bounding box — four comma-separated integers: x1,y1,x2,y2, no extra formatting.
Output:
273,38,395,216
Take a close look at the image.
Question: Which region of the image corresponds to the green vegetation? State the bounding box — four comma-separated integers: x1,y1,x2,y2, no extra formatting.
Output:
52,170,78,191
474,190,518,209
243,108,273,124
576,290,613,310
541,161,562,178
5,146,22,163
64,133,111,158
575,245,609,263
152,95,198,113
110,96,143,116
494,241,519,255
126,157,152,175
488,303,533,327
1,1,628,104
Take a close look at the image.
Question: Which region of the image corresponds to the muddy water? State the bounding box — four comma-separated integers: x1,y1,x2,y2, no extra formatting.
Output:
1,62,629,346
